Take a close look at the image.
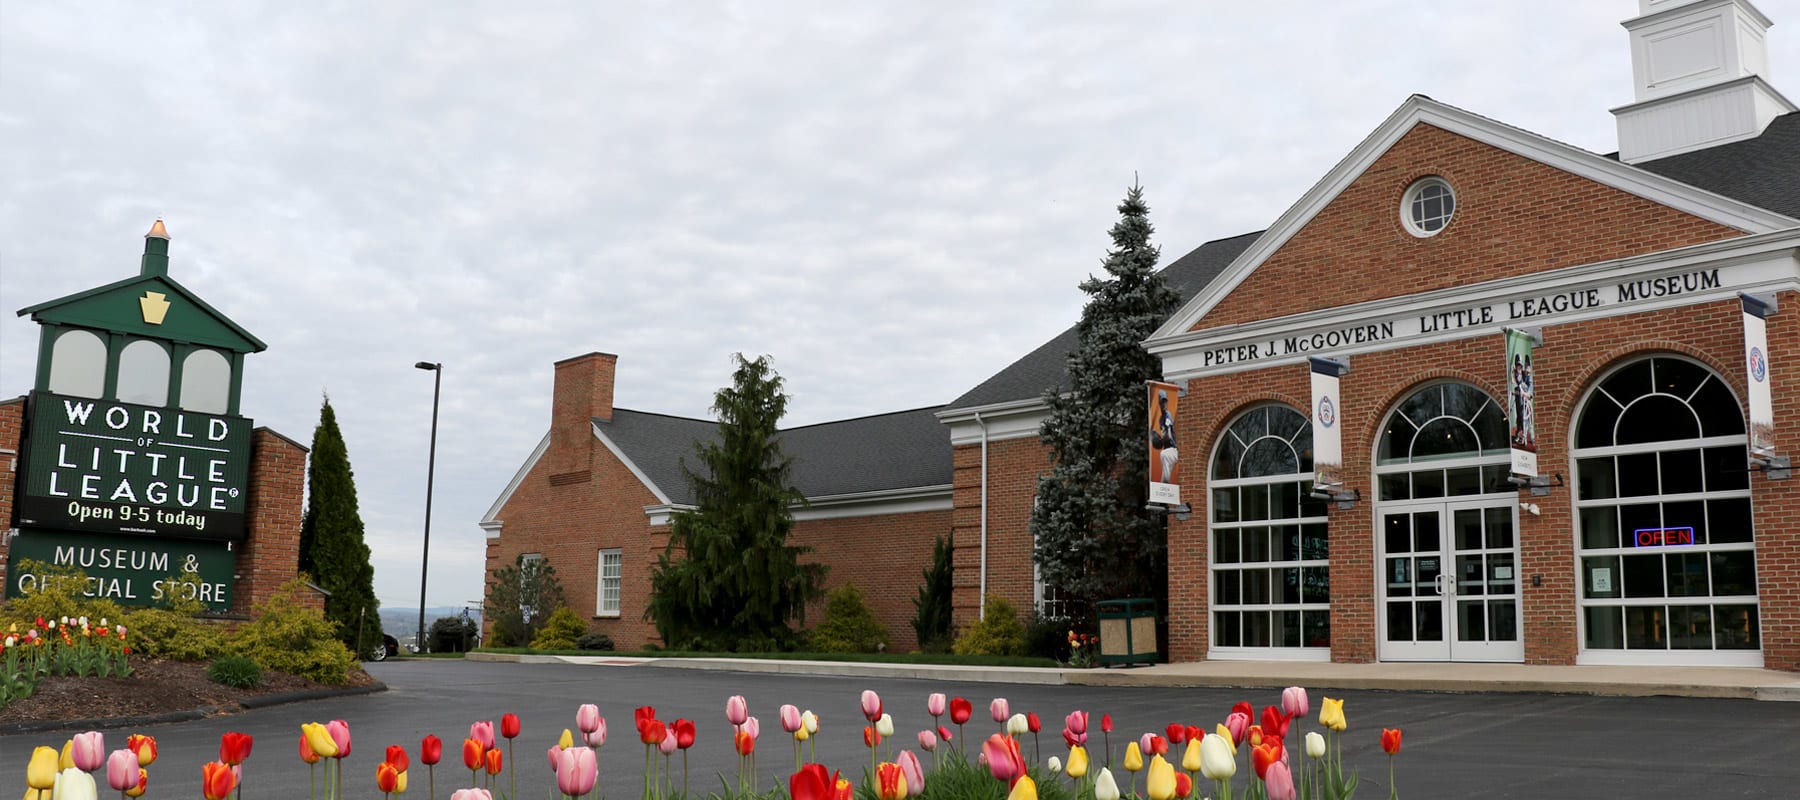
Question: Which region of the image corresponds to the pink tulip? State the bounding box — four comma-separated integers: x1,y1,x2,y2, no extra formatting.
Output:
450,790,494,800
72,731,106,771
1281,687,1309,720
1265,760,1296,800
577,704,602,735
1065,711,1088,736
918,730,938,752
1224,712,1250,746
1140,732,1156,757
989,698,1009,724
328,719,353,758
927,693,947,717
726,695,749,726
861,690,883,722
744,716,761,740
470,721,495,751
106,748,138,790
780,704,803,733
585,720,607,747
658,727,678,755
981,733,1026,784
556,747,599,795
897,750,925,796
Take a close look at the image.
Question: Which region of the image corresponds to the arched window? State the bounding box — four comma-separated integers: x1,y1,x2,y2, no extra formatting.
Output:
1573,356,1757,659
47,329,107,398
179,349,231,414
1376,382,1511,500
116,340,170,406
1209,405,1329,656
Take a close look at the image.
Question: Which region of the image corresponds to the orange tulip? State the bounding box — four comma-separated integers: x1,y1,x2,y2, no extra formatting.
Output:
1380,728,1402,756
377,761,403,793
220,731,254,766
201,761,237,800
462,738,485,770
485,747,504,776
301,734,322,765
735,730,756,755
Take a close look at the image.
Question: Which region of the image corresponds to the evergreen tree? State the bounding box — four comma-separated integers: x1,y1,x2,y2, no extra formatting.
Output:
484,554,567,647
646,354,826,651
1029,183,1183,621
299,395,381,654
910,534,954,651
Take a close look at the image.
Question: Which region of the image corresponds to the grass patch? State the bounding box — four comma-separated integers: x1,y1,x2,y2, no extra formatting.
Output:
470,648,1061,668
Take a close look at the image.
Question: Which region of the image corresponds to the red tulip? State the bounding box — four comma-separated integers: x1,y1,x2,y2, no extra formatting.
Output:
421,735,442,766
1247,724,1265,747
127,734,158,767
202,761,237,800
864,726,880,747
949,697,973,725
386,745,411,773
220,731,254,766
484,747,504,776
376,761,403,793
938,725,952,743
1380,728,1403,756
1232,701,1252,720
674,719,696,750
1262,706,1289,740
1165,724,1187,745
501,713,521,740
1100,714,1113,733
1175,772,1193,798
1026,713,1041,734
1252,740,1283,780
833,775,855,800
300,734,322,765
125,768,147,798
1185,725,1202,744
876,761,907,800
735,730,756,755
791,764,835,800
640,718,667,745
462,738,485,770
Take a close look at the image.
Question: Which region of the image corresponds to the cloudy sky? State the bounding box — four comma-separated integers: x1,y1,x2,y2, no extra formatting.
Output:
5,1,1797,612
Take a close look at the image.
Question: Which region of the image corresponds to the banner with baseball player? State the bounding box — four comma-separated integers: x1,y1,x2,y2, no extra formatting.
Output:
1148,381,1182,505
1506,328,1538,478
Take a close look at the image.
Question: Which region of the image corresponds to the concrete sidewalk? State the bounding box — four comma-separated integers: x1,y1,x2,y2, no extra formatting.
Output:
464,652,1800,701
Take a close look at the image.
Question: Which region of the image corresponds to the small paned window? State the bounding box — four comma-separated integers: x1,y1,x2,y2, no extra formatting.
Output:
597,549,622,616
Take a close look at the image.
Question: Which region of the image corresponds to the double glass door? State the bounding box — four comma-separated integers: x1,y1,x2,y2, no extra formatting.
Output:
1379,500,1523,661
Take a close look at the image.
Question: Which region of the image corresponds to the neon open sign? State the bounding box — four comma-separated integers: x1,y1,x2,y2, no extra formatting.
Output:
1634,527,1695,547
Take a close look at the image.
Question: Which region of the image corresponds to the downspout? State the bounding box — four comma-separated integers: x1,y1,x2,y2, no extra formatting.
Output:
974,411,989,620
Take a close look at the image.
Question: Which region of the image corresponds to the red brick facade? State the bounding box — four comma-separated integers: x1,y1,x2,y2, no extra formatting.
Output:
949,435,1052,630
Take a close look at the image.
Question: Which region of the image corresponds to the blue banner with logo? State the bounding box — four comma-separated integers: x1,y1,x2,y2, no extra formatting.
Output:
1743,294,1775,457
1309,358,1344,491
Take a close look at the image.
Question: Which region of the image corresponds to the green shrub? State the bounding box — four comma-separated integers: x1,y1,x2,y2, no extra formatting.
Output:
810,582,889,653
911,535,954,652
528,607,588,650
226,579,356,684
207,654,263,688
952,594,1028,656
575,633,614,651
119,607,227,661
429,615,480,653
1024,613,1074,662
1,560,126,630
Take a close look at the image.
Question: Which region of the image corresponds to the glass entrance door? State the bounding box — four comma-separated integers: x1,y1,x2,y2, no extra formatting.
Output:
1380,500,1523,661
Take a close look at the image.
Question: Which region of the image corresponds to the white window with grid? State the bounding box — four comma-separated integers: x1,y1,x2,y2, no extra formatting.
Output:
596,549,622,617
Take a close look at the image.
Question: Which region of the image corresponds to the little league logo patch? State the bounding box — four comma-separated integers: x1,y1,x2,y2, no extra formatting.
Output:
1751,347,1767,382
1317,395,1336,427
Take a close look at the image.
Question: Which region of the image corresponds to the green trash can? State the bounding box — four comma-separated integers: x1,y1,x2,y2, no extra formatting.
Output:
1097,598,1158,666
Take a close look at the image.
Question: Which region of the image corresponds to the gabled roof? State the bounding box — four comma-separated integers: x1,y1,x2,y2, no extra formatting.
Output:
940,230,1263,413
1635,112,1800,219
18,273,267,353
1152,95,1798,340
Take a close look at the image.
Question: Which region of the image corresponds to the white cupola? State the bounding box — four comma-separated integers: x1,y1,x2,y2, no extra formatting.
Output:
1612,0,1797,162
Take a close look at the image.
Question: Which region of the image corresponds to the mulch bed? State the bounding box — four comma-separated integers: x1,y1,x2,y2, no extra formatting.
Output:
0,658,378,726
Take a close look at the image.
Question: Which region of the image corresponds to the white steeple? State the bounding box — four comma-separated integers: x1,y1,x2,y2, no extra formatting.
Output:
1612,0,1796,163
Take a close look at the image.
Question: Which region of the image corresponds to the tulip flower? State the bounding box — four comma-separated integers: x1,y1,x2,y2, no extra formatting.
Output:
990,697,1010,724
982,733,1027,785
639,717,667,745
861,690,883,722
29,744,62,789
674,719,697,750
547,745,563,771
1067,745,1089,778
1320,697,1346,732
450,790,493,800
1181,737,1203,773
790,764,835,800
1232,701,1252,719
1247,724,1265,748
1175,772,1192,799
938,725,952,743
1252,741,1282,780
498,712,520,740
1381,728,1403,755
745,716,760,740
834,775,855,800
1100,714,1113,733
1214,724,1237,754
660,728,678,756
877,713,896,738
1224,712,1250,745
556,746,599,796
1199,735,1235,780
559,729,575,750
1282,687,1309,720
578,704,603,734
124,768,147,798
781,704,803,733
1267,760,1297,800
898,749,926,796
1094,768,1121,800
484,747,504,776
501,717,524,800
462,738,485,771
917,729,939,754
1007,713,1029,736
586,718,607,748
201,761,237,800
1262,705,1289,740
304,723,340,760
875,761,908,800
1047,756,1063,773
55,767,98,800
1007,774,1038,800
1165,723,1188,745
1306,731,1326,759
386,745,411,774
1066,711,1088,736
106,749,139,791
1123,741,1143,773
803,710,820,734
126,734,157,767
329,720,353,758
377,761,403,794
470,720,495,751
1147,754,1177,800
301,734,323,765
949,697,973,724
72,731,105,771
927,693,947,718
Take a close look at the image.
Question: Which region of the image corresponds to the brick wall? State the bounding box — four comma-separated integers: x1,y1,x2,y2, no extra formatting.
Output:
1196,123,1742,330
237,428,313,614
950,435,1053,631
0,397,22,589
791,509,951,652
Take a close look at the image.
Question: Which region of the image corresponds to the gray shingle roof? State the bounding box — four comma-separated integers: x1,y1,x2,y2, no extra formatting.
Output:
1633,112,1800,220
596,406,951,506
942,230,1264,411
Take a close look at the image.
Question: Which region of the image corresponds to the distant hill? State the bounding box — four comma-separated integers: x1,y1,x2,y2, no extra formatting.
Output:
379,606,481,638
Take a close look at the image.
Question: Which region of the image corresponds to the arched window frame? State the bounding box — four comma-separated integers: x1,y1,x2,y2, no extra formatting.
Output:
1374,381,1513,501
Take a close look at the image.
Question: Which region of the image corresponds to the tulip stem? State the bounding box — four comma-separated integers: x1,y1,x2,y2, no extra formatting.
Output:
509,739,516,800
1388,754,1397,800
428,765,435,800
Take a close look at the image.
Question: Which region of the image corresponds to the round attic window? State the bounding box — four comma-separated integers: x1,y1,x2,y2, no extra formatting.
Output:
1401,177,1455,237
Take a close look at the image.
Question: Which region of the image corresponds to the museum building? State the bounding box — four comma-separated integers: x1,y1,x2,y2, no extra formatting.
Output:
489,0,1800,669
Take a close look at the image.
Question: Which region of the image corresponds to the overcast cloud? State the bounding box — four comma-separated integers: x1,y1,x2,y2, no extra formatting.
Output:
5,2,1796,612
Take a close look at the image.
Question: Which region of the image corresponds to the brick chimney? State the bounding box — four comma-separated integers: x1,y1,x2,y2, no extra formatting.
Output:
548,352,617,479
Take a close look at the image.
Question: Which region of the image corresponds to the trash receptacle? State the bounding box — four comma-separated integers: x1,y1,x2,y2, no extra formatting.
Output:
1096,598,1158,666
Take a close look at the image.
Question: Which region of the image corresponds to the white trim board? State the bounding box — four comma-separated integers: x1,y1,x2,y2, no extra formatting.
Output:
1152,95,1799,341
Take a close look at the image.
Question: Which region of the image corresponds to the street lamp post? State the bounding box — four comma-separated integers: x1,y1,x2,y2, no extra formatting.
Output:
415,361,442,654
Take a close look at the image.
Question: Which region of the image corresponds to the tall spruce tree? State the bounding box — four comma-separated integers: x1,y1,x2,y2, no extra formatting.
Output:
1029,183,1183,620
645,354,826,651
299,395,380,654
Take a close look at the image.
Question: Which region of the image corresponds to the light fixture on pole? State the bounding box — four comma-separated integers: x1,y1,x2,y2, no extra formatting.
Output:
414,361,442,654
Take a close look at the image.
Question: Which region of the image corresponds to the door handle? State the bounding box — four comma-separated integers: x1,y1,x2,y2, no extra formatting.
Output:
1434,574,1448,596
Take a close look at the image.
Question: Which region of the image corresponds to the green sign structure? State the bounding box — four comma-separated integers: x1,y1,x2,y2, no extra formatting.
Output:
16,390,252,540
4,530,235,611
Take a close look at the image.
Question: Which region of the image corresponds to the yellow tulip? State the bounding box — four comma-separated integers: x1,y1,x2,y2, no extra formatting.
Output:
1146,755,1176,800
1123,741,1143,772
1320,697,1347,732
1181,738,1203,773
795,726,810,742
27,746,59,789
395,769,408,794
1214,724,1237,755
1006,775,1038,800
558,729,574,750
1066,745,1089,778
302,722,340,759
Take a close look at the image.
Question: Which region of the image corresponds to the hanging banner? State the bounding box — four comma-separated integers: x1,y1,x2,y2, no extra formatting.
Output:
1147,381,1182,505
1308,358,1345,492
1743,293,1776,458
1506,328,1538,477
